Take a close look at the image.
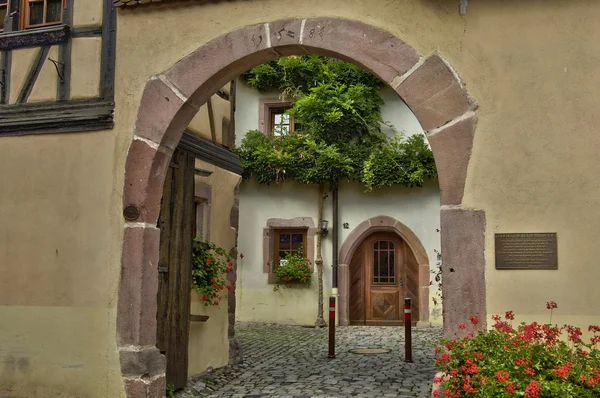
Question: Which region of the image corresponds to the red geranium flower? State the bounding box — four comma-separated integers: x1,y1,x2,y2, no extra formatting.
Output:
206,257,213,264
524,367,536,376
546,301,557,310
470,316,479,325
505,382,516,394
495,370,509,383
524,380,541,398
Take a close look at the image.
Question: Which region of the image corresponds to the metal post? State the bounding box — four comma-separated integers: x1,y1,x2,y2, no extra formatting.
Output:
328,296,336,359
332,187,339,288
404,297,413,363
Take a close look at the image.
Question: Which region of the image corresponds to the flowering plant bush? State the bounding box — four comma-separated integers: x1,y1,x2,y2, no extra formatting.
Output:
434,302,600,397
273,251,312,290
191,238,235,306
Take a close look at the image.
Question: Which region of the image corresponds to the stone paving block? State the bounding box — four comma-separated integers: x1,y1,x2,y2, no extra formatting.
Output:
177,323,441,398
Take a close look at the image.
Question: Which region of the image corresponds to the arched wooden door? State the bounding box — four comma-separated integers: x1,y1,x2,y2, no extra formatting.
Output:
349,232,418,325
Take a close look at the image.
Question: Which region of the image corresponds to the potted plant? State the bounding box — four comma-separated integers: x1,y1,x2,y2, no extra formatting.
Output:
273,251,312,291
191,237,235,306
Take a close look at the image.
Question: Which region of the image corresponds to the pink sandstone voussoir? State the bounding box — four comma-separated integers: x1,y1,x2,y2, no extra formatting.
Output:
440,208,486,337
269,19,303,48
397,55,472,131
117,226,160,346
427,114,477,206
133,78,197,151
369,215,396,228
123,140,172,224
165,23,277,106
301,18,420,84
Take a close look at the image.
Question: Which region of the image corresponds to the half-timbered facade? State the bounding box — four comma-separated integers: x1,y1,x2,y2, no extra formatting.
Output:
0,0,115,135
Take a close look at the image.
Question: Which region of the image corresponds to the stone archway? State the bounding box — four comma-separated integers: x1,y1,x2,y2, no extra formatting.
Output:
338,216,430,327
117,17,486,395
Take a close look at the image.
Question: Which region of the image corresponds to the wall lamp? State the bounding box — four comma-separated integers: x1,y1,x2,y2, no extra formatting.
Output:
320,219,329,237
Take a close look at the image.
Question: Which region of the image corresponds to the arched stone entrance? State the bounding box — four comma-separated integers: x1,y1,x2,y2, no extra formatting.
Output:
338,216,430,327
117,17,485,395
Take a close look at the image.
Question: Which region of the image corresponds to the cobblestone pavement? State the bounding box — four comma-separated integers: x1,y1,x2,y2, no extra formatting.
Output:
177,322,442,398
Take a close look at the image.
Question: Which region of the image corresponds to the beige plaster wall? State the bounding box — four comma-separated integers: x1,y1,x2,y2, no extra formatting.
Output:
9,47,36,104
187,160,240,375
186,92,231,145
28,46,59,102
71,38,102,99
0,131,123,397
3,0,600,396
73,0,103,27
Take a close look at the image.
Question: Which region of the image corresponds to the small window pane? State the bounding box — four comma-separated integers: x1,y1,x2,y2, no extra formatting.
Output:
279,233,290,245
390,251,395,277
0,1,8,4
0,9,6,31
379,241,388,250
291,233,304,252
29,2,44,26
380,251,389,277
373,250,379,283
374,241,379,250
47,0,62,23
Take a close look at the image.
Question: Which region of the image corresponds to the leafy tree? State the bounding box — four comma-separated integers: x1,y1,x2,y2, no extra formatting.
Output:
238,55,437,327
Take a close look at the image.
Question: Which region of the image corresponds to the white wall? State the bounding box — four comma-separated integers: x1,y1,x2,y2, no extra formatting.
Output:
235,79,442,326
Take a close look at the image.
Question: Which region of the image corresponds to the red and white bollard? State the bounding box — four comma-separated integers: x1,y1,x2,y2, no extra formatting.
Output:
404,297,413,363
328,296,336,359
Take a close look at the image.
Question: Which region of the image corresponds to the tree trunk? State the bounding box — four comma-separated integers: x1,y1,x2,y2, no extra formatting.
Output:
315,183,327,328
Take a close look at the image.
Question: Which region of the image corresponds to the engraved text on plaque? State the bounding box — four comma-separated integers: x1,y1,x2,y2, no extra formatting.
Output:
495,233,557,270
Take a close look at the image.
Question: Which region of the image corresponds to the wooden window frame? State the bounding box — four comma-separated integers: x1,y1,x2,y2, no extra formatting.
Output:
263,217,317,284
269,107,296,137
0,1,8,32
273,228,308,268
258,98,300,137
193,183,212,241
21,0,66,30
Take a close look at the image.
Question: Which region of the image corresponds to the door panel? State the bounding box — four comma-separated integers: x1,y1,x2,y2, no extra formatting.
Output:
156,148,195,389
349,246,364,324
365,233,405,325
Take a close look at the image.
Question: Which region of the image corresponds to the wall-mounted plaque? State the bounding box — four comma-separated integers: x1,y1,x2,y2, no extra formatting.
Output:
495,233,557,270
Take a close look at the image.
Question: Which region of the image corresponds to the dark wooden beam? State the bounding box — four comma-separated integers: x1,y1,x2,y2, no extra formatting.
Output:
0,51,11,104
72,26,102,38
57,0,74,101
100,0,117,100
206,98,217,142
16,46,50,104
0,99,114,136
229,79,236,148
0,25,69,51
179,132,243,175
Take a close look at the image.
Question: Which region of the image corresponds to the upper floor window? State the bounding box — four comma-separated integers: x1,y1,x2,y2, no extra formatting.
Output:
270,107,296,137
0,1,8,32
0,0,65,32
23,0,64,29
